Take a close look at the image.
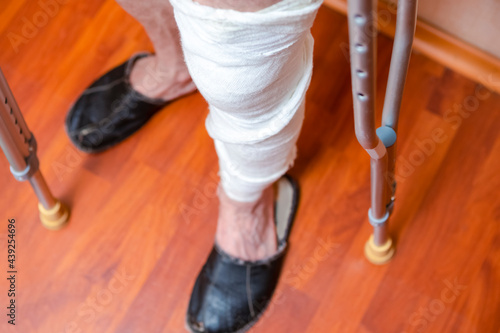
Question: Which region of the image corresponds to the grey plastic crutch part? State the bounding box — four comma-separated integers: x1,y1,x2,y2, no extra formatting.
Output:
376,126,397,147
0,68,69,229
347,0,418,263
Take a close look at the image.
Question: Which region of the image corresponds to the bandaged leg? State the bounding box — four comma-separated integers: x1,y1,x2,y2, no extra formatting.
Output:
115,0,196,99
170,0,321,261
171,0,322,202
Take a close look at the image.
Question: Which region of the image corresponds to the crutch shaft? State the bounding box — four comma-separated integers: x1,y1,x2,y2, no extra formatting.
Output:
0,119,27,172
347,0,391,232
347,0,419,264
347,0,378,149
0,68,68,229
370,156,389,219
385,144,397,200
29,170,57,210
381,0,418,131
373,223,388,246
347,0,418,264
0,69,31,157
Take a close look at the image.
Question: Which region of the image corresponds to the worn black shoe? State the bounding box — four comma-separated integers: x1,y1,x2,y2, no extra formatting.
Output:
186,175,300,333
65,52,169,153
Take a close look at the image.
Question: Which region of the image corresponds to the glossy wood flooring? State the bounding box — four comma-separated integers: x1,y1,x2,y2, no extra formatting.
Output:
0,2,499,333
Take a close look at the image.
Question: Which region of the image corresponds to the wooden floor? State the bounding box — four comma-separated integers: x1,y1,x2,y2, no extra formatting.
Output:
0,2,499,333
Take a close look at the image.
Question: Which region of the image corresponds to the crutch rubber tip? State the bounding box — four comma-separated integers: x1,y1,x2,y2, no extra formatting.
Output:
38,201,69,230
364,235,395,265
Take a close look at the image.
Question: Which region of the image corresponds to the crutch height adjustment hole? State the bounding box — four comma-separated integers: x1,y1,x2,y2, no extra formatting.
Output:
355,43,367,53
354,14,366,25
356,69,367,78
357,93,368,101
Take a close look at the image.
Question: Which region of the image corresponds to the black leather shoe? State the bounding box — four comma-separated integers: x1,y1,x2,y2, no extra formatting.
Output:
65,52,169,153
186,175,300,333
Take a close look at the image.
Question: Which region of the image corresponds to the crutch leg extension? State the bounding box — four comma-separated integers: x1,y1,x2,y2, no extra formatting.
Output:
347,0,417,264
0,68,69,230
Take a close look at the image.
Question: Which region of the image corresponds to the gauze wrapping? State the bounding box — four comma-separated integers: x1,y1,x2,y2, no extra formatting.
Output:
170,0,322,202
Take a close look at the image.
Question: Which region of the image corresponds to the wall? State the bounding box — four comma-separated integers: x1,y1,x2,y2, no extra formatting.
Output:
387,0,500,58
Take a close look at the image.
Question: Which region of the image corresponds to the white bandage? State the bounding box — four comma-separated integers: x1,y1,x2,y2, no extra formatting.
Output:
171,0,322,202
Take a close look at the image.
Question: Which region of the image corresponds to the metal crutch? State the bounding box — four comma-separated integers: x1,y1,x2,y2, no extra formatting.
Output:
346,0,417,264
0,68,69,230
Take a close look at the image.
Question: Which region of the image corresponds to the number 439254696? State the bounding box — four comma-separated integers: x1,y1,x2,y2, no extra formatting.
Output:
8,219,16,270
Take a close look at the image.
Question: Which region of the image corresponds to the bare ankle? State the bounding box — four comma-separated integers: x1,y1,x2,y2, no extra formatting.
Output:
129,55,196,100
215,186,277,261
